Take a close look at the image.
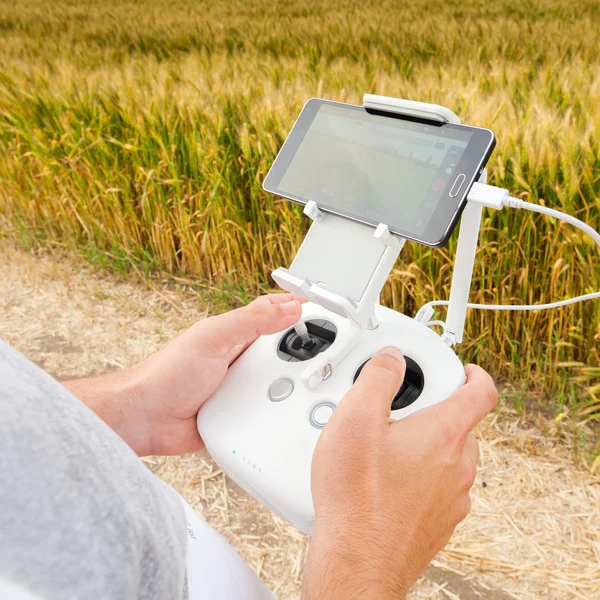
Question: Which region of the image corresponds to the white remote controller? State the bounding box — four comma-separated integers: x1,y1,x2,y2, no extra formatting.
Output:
197,302,465,533
197,95,481,534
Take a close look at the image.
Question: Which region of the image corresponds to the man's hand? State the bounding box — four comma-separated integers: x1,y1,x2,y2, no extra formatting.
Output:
303,347,498,600
64,294,303,456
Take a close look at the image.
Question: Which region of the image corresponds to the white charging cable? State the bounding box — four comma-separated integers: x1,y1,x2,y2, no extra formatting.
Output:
469,182,600,248
416,182,600,327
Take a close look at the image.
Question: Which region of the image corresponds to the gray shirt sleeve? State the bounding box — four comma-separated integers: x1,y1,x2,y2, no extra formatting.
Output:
0,340,187,600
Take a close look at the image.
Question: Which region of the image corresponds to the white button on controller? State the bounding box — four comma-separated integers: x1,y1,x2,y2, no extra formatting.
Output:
310,402,336,429
268,378,294,402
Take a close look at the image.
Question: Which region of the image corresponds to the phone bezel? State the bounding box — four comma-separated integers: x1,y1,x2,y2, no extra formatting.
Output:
262,98,496,247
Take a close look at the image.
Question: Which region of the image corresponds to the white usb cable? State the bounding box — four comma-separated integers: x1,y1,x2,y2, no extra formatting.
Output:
469,182,600,249
416,182,600,328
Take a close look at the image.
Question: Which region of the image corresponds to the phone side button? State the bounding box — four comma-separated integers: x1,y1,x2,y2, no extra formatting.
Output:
449,173,466,198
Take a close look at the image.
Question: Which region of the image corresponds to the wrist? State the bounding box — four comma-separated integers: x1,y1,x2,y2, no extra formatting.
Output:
63,367,152,455
303,524,408,600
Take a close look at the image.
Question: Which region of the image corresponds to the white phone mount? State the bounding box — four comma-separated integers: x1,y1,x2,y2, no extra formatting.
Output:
272,207,405,388
272,93,484,387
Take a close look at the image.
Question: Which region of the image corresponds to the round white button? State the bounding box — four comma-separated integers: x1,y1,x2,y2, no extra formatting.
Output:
268,378,294,402
310,402,336,429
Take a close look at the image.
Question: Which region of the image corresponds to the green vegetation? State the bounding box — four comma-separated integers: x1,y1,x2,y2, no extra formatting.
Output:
0,0,599,415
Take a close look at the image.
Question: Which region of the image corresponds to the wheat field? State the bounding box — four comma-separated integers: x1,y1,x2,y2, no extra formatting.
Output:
0,0,599,413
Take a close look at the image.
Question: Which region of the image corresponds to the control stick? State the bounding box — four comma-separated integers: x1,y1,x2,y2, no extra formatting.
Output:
294,320,312,346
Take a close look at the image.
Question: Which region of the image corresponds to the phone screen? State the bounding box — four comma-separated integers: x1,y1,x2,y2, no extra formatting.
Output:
264,99,495,246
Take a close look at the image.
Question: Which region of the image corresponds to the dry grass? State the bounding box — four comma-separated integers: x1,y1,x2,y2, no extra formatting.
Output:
0,0,599,413
1,243,598,599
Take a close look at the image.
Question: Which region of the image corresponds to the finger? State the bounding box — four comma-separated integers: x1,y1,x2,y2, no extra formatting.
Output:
337,347,406,419
264,293,307,305
230,294,308,357
203,295,304,358
238,295,304,338
434,364,498,444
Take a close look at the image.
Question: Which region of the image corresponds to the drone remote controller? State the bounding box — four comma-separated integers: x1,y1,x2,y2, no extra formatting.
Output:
197,302,465,532
198,95,490,533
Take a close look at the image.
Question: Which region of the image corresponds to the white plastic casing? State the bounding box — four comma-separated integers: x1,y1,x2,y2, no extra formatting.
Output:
197,303,465,533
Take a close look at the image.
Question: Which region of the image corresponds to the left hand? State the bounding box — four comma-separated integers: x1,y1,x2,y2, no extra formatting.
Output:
65,294,304,456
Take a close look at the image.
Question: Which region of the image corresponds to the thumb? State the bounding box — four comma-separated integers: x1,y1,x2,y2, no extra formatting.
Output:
203,293,304,355
337,347,406,420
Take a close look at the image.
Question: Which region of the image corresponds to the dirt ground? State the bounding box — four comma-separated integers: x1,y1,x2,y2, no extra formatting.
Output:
1,244,599,600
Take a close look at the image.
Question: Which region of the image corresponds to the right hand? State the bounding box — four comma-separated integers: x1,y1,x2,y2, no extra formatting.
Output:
302,347,498,600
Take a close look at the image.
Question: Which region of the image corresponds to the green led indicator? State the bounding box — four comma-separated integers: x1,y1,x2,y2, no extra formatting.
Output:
232,450,236,455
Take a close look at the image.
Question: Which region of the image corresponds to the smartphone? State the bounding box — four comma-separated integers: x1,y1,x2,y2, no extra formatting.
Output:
263,98,496,247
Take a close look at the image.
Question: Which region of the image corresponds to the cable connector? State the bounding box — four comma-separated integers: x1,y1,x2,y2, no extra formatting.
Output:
414,304,435,325
467,182,510,210
502,196,523,209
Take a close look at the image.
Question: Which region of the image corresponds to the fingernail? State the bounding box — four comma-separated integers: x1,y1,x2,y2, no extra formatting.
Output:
379,346,405,363
281,300,300,316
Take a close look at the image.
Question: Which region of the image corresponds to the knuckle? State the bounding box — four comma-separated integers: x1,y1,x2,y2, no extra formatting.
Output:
464,363,477,376
458,495,472,521
463,461,478,488
248,298,270,318
486,378,499,407
470,366,499,407
467,431,480,452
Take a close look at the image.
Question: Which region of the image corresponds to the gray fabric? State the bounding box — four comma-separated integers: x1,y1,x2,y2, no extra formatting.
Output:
0,340,187,600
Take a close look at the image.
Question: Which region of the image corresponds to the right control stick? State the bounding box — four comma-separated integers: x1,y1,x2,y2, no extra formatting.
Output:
354,356,424,410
